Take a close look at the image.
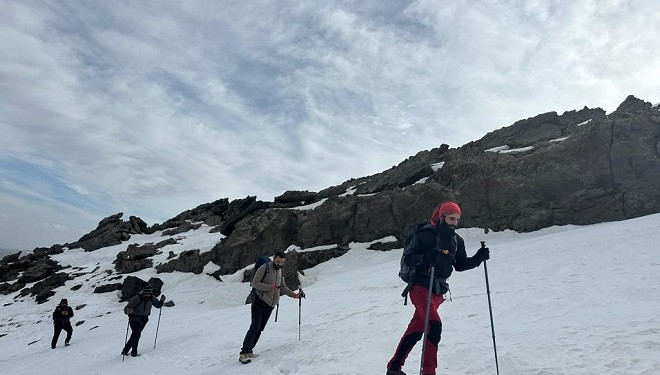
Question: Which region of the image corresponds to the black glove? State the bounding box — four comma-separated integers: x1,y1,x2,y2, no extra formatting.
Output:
476,246,490,262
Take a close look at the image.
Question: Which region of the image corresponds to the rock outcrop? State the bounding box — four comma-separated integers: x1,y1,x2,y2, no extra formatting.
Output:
155,249,213,274
207,95,660,277
6,95,657,303
67,213,149,251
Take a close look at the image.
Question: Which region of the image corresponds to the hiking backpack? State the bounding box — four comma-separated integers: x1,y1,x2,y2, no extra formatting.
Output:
399,222,458,304
399,222,434,283
245,255,271,304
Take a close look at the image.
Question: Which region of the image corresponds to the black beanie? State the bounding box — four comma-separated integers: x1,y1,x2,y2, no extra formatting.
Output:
60,299,68,306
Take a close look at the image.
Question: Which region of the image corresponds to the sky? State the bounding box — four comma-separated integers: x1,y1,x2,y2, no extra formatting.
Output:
2,0,660,251
1,212,659,374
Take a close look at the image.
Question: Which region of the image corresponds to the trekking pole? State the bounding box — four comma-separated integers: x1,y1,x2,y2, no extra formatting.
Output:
274,303,279,322
298,288,304,341
419,265,435,375
481,241,499,375
122,320,129,362
153,307,163,349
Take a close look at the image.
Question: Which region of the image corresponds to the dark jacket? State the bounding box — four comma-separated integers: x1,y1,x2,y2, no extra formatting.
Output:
406,222,483,294
124,293,163,318
53,306,74,325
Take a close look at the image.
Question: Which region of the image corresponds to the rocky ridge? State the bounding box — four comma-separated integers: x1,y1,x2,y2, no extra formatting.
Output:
1,95,658,304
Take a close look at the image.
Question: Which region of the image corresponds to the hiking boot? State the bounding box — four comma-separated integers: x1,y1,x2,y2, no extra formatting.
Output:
131,352,138,357
386,369,406,375
65,341,70,347
238,353,251,364
121,351,129,356
246,353,258,358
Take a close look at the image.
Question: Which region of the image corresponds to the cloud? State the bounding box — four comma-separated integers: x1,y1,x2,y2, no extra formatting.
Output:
1,0,659,249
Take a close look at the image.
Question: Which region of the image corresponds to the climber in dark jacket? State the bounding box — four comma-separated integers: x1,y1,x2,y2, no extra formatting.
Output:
121,285,165,357
51,298,74,349
386,201,490,375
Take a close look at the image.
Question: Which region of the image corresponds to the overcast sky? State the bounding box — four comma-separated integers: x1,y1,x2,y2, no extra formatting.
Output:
1,0,659,251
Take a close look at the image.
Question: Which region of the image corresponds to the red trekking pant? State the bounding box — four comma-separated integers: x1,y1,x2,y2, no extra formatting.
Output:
387,285,445,375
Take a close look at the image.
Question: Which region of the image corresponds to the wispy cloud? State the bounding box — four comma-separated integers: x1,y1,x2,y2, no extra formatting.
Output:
1,0,659,249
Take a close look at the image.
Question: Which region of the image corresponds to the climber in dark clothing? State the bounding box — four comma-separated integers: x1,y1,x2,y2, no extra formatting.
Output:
121,285,165,357
51,298,74,349
386,201,490,375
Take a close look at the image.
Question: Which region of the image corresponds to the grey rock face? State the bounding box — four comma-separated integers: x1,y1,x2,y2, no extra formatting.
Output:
93,283,122,293
120,276,148,302
208,96,659,278
211,208,298,275
274,190,319,204
435,96,660,231
13,95,656,305
155,249,213,274
20,272,71,303
114,239,177,274
151,198,229,231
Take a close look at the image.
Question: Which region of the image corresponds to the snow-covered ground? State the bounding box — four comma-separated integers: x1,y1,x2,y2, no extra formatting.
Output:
1,214,659,375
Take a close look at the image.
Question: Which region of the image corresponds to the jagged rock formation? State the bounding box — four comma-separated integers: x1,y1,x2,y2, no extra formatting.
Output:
155,249,213,274
437,95,660,231
2,95,658,303
208,95,660,276
67,213,149,251
0,248,65,302
114,239,177,274
274,190,319,204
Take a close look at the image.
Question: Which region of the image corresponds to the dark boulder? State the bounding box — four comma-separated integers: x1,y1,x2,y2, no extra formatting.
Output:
120,276,148,302
113,240,175,274
23,272,71,303
129,216,149,234
36,290,56,304
150,198,230,232
368,239,402,251
2,252,21,263
155,249,212,274
218,197,271,236
0,266,20,283
274,190,319,204
93,283,122,293
211,208,298,275
68,213,148,251
17,259,61,284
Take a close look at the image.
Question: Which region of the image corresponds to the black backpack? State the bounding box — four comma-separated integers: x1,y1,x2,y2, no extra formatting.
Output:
399,222,435,283
245,256,271,304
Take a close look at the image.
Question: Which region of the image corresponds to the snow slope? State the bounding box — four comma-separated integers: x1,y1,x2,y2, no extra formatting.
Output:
1,214,659,375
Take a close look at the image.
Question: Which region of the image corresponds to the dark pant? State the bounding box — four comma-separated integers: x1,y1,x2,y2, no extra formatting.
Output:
388,285,444,375
51,322,73,348
123,316,148,355
240,297,274,354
